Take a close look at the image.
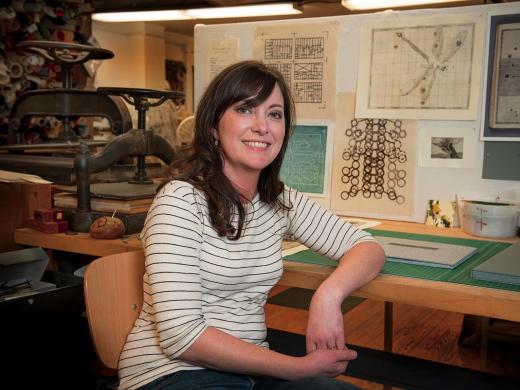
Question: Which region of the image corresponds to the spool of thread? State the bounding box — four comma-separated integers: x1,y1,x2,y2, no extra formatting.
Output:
0,74,9,86
0,62,10,85
9,61,23,79
52,29,74,42
25,74,46,87
26,23,38,34
50,118,60,130
1,87,16,105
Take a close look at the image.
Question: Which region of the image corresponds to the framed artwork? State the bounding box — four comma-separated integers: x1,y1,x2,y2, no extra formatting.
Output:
418,126,476,169
356,14,484,120
481,12,520,141
280,122,334,200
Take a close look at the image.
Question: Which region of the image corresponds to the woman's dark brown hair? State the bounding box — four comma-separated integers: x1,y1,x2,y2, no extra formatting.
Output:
166,60,295,239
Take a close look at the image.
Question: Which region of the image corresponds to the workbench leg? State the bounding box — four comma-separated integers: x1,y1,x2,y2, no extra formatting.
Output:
384,301,393,352
383,301,394,390
479,316,489,371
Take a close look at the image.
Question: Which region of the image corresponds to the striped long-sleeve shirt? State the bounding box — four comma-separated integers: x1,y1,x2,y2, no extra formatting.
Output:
118,180,374,390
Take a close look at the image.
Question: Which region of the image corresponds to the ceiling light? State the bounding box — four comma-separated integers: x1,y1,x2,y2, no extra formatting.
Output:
92,10,189,22
341,0,467,11
92,3,302,22
185,4,301,19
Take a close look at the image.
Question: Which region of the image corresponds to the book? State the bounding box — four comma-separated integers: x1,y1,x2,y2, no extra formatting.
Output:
375,236,477,269
53,192,153,214
471,242,520,286
53,181,161,200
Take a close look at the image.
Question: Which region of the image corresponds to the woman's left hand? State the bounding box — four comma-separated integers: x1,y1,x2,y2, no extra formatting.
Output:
305,285,346,353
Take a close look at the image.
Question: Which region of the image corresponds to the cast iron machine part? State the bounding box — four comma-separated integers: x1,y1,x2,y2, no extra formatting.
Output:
72,87,184,231
7,41,132,146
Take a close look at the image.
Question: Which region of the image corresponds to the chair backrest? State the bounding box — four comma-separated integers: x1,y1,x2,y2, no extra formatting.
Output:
83,250,145,370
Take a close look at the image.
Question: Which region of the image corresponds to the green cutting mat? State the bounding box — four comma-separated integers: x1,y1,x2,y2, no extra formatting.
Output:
283,229,520,292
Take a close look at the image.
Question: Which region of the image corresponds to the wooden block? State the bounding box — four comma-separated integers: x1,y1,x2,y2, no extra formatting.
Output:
56,220,68,232
34,208,65,222
34,208,56,222
28,218,69,234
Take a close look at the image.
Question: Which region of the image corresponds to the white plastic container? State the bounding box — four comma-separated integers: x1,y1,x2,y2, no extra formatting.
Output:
461,200,519,239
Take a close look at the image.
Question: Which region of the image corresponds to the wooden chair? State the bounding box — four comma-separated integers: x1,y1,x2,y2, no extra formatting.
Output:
83,250,145,370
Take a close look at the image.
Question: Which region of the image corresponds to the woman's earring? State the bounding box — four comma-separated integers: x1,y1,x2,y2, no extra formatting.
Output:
214,138,220,146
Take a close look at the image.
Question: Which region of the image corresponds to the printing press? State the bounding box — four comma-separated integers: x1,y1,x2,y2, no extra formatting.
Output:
0,41,183,233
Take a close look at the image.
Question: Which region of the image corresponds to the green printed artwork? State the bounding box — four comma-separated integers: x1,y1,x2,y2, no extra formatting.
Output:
281,125,327,194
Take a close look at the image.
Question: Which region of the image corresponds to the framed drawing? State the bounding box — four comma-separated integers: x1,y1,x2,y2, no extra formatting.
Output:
280,121,334,207
356,14,485,120
418,126,476,169
481,12,520,141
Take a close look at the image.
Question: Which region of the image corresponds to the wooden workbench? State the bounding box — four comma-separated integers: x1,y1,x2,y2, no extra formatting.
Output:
14,220,519,323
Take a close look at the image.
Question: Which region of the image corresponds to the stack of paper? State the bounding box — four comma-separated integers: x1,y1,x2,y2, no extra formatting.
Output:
375,236,478,269
471,242,520,286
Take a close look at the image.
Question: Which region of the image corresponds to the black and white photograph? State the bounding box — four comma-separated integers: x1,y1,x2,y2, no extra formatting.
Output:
431,137,464,159
418,126,476,169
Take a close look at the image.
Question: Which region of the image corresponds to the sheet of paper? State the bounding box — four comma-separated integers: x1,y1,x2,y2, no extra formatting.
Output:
356,14,485,120
331,93,416,220
205,37,239,82
376,236,478,268
254,22,338,119
0,170,52,184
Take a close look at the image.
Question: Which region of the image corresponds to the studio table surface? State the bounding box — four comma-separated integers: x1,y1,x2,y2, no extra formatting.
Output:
283,229,518,292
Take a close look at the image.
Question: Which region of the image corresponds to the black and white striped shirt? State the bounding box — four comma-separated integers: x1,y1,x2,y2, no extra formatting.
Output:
118,180,373,390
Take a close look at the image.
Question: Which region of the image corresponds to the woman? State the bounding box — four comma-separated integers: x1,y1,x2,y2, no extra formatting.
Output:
118,60,386,390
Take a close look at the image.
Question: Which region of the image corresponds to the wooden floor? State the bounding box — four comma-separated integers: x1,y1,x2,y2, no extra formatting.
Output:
266,286,520,390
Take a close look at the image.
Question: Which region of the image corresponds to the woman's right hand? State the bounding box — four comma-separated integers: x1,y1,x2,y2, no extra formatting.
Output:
298,347,357,378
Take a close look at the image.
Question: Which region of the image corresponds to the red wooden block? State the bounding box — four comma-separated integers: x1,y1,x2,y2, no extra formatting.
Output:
34,208,55,222
28,218,68,234
33,208,65,222
56,220,69,233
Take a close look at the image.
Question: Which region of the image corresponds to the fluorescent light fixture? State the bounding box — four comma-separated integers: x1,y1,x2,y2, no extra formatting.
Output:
341,0,467,11
93,3,301,22
92,10,189,22
185,4,301,19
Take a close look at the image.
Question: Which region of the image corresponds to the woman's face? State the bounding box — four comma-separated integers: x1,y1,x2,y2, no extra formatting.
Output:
216,83,285,183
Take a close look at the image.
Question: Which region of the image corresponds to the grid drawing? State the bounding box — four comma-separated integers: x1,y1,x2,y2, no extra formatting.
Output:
367,23,475,110
294,82,322,103
281,125,327,194
295,37,324,59
294,63,323,80
266,63,292,86
257,28,332,109
265,39,292,59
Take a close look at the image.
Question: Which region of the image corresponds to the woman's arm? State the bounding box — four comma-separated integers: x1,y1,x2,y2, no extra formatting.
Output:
306,240,386,352
179,325,357,380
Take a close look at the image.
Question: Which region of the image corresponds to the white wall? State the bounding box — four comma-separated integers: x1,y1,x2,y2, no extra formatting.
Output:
193,2,520,222
92,21,194,112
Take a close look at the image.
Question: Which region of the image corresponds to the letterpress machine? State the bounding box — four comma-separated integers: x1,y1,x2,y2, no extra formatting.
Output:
0,41,184,233
71,87,183,233
0,41,134,181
